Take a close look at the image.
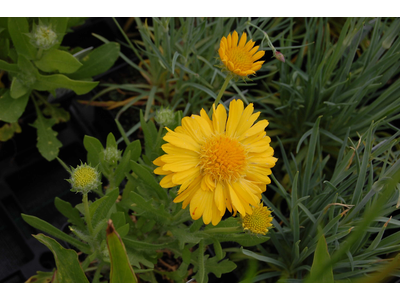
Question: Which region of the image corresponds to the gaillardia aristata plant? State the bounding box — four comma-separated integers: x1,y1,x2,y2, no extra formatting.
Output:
218,31,265,79
153,99,277,225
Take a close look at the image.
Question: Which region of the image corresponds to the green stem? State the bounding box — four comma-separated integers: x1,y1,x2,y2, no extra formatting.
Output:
92,262,105,283
82,193,94,236
246,21,277,54
204,226,243,234
208,74,232,117
198,239,206,283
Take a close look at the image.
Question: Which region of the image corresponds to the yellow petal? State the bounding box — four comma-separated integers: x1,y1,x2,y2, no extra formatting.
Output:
228,61,235,71
190,188,209,220
238,32,247,48
239,119,269,140
252,50,265,62
154,166,171,175
232,31,239,47
226,99,244,138
172,167,200,185
249,45,259,56
212,103,227,134
160,173,176,188
163,130,200,152
228,184,246,215
227,33,232,48
214,181,226,213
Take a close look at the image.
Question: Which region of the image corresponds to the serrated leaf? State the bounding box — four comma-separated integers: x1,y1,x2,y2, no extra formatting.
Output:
34,234,89,283
34,49,83,74
0,90,30,123
128,191,170,223
26,270,55,283
91,187,119,228
69,42,120,80
42,103,70,123
106,220,138,283
31,103,62,161
204,256,236,278
0,122,21,142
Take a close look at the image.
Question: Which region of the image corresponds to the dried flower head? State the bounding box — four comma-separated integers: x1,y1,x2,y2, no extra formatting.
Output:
218,31,265,79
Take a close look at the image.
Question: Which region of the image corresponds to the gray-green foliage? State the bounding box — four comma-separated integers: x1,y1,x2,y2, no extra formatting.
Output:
0,17,120,160
242,17,400,282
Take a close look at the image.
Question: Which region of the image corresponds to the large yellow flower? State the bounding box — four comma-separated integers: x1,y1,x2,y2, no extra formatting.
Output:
218,31,265,78
153,100,277,225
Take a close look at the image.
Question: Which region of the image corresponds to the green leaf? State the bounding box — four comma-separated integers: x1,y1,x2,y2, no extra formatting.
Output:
0,38,10,60
42,103,70,123
91,187,119,228
307,234,334,283
0,59,19,73
130,161,169,201
127,191,170,223
0,90,30,123
21,214,91,253
32,73,98,95
33,234,89,283
31,101,62,161
34,49,83,74
204,256,236,279
123,236,177,252
69,42,120,80
10,77,30,99
241,248,288,270
83,135,104,167
8,17,37,60
0,122,21,141
106,220,138,283
54,197,85,230
26,270,55,283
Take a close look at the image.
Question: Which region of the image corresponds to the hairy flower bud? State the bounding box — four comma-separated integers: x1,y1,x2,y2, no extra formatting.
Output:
103,146,121,165
155,107,175,127
30,24,58,50
68,163,101,194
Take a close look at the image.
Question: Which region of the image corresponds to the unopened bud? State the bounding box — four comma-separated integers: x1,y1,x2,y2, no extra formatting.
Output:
30,24,58,50
67,163,101,194
103,146,121,165
155,107,175,127
274,51,285,63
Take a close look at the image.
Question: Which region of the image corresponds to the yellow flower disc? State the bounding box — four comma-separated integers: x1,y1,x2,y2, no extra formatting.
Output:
242,203,273,235
218,31,265,78
153,99,277,225
70,164,100,194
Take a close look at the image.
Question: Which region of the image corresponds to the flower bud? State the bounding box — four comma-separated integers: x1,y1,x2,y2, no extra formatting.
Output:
155,107,175,127
241,203,273,235
30,23,58,50
274,51,285,63
103,146,121,165
68,163,101,194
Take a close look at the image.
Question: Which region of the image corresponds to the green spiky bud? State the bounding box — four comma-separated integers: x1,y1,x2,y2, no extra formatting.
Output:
67,162,101,194
155,107,175,127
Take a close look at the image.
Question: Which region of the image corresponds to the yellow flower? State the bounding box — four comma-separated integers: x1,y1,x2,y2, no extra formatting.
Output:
218,31,265,78
153,99,277,225
242,203,273,235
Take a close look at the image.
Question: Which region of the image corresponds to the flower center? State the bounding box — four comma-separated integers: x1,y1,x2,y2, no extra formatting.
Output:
72,166,98,189
199,135,246,182
228,48,253,70
242,205,273,235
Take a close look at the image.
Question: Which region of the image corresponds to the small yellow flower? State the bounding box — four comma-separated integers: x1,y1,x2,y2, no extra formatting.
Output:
242,203,273,235
68,163,101,194
153,99,277,225
218,31,265,78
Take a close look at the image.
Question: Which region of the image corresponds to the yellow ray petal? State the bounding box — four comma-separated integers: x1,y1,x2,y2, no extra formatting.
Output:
232,31,239,47
238,32,247,48
226,99,245,138
212,103,227,134
160,173,176,188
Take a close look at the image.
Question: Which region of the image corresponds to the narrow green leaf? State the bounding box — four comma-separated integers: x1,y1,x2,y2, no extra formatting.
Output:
106,220,138,283
181,82,217,99
0,90,30,123
21,214,91,253
31,101,62,161
34,49,83,73
34,234,89,283
241,248,287,270
307,234,334,283
69,42,120,80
